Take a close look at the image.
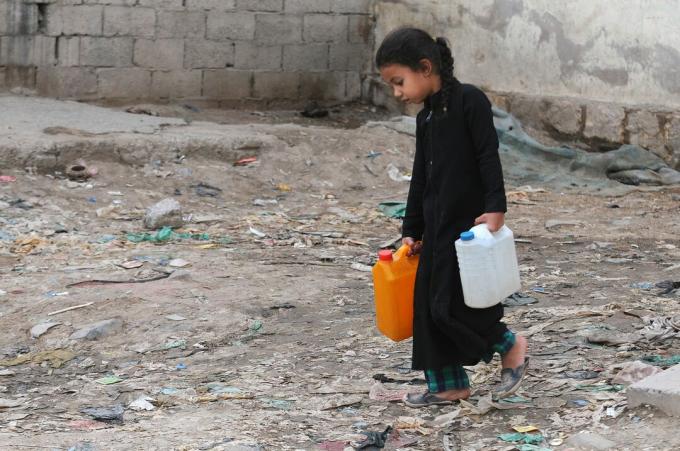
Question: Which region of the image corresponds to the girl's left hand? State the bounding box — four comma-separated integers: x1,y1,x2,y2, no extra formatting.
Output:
474,212,505,233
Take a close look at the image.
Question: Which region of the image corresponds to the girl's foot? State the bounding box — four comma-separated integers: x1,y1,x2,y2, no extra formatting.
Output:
403,388,470,408
501,335,528,369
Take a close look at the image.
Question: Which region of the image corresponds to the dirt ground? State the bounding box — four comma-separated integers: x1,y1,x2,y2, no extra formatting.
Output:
0,104,679,451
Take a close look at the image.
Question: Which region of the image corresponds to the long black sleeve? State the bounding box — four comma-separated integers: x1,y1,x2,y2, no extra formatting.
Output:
402,113,427,240
464,88,507,213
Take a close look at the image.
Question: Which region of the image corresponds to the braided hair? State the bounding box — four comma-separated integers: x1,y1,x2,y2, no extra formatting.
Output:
376,27,455,114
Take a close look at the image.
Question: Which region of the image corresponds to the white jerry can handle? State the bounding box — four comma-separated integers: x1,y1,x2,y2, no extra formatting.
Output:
469,223,505,240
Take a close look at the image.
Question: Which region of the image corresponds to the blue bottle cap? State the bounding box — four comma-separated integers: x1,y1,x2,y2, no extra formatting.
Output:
460,231,475,241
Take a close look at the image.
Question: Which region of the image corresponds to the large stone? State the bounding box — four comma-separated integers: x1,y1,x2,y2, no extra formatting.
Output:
565,431,616,450
627,110,666,159
627,364,680,416
544,98,583,136
144,198,184,229
70,319,123,341
583,102,626,144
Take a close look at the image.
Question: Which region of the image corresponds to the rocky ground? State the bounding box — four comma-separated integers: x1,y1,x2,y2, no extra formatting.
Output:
0,100,679,450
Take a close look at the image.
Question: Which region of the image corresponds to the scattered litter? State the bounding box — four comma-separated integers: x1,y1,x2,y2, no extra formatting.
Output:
640,315,680,341
169,258,191,268
387,163,411,182
249,227,267,238
301,101,329,118
129,397,155,411
0,175,17,183
176,363,187,370
503,292,539,307
81,404,124,424
127,227,211,243
353,426,392,449
95,376,123,385
118,260,144,269
378,201,407,219
562,370,600,380
0,349,75,369
166,314,186,321
368,382,412,403
30,321,60,339
48,302,95,316
498,433,544,445
630,282,654,290
234,157,258,167
351,262,373,272
641,354,680,367
276,183,292,192
253,198,278,207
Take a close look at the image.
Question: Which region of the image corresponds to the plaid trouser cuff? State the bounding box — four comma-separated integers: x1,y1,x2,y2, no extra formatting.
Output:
425,364,470,392
424,331,517,393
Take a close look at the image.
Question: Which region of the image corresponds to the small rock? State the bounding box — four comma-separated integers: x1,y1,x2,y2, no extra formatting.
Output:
566,431,616,450
165,314,186,321
81,404,124,423
30,321,60,339
545,219,585,229
143,198,184,230
69,319,123,341
169,258,190,268
168,270,193,281
129,396,155,411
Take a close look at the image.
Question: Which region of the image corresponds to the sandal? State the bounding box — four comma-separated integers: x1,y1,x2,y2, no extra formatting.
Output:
403,391,454,408
494,357,530,399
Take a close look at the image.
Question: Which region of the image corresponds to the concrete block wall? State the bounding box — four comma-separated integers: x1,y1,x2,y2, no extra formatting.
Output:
0,0,375,105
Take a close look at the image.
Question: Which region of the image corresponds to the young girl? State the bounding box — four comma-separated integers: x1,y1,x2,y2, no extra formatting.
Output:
376,28,529,407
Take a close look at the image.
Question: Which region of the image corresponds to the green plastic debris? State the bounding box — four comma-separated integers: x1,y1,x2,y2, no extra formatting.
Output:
126,227,211,243
499,433,544,445
163,339,187,350
95,376,123,385
576,383,625,392
499,395,531,403
518,445,552,451
378,202,407,219
642,355,680,366
250,320,263,332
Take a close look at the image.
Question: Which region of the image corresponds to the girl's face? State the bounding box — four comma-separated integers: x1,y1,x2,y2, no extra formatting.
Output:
379,61,439,105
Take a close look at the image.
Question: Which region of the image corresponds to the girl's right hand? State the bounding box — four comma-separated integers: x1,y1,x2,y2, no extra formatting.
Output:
402,237,422,257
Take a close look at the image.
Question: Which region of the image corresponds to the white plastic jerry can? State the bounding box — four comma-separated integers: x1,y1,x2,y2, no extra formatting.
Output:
454,224,521,309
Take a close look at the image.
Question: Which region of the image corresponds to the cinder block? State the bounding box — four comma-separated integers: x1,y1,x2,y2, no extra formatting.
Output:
103,6,156,38
57,37,80,67
98,67,152,98
234,42,282,70
583,102,626,143
0,36,56,67
151,70,203,98
207,12,255,41
37,67,98,99
304,14,348,43
81,37,133,67
3,66,37,90
253,72,299,99
285,0,332,13
0,1,39,35
346,72,362,100
283,44,328,71
134,39,184,70
203,69,252,99
237,0,282,11
185,40,234,69
627,364,680,416
349,15,373,44
255,14,302,45
186,0,236,10
46,5,103,36
137,0,184,10
329,43,367,71
331,0,372,14
299,72,346,101
158,11,206,39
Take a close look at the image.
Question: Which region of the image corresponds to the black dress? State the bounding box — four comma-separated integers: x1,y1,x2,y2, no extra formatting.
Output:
402,79,509,370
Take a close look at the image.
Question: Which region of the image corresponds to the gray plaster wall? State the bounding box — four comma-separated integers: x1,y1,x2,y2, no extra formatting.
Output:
370,0,680,168
0,0,374,105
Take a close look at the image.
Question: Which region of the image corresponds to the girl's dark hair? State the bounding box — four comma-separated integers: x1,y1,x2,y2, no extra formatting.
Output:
376,27,455,112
